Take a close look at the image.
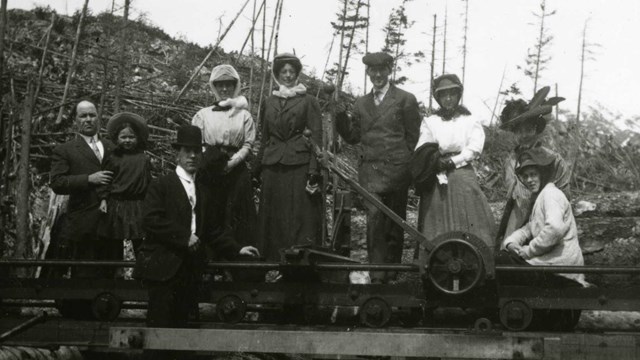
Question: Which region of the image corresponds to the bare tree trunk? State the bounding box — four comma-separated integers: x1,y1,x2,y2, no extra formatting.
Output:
16,81,34,263
428,14,437,110
334,0,348,99
33,13,56,110
532,0,546,94
338,0,362,90
174,0,251,103
0,0,7,82
442,3,448,74
268,0,284,93
363,0,370,93
490,65,507,125
114,0,130,112
554,83,559,121
248,0,258,109
55,0,89,125
316,33,336,98
236,0,266,63
461,0,469,102
576,19,588,123
256,0,281,123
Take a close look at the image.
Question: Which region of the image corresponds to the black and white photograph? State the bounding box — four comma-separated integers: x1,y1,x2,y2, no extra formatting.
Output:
0,0,639,359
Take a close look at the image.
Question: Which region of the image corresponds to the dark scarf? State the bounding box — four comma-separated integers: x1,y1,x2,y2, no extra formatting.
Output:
435,105,471,121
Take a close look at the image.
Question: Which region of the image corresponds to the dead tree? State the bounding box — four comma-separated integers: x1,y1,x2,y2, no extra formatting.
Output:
235,0,266,63
460,0,469,99
428,14,437,110
441,3,447,74
524,0,556,94
16,82,34,263
55,0,89,125
174,0,251,103
363,0,370,91
338,0,365,90
0,0,8,87
257,0,282,122
114,0,131,112
576,18,598,123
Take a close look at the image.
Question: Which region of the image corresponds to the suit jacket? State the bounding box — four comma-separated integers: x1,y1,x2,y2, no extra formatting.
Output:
133,171,241,282
50,136,114,242
255,94,322,174
336,85,421,193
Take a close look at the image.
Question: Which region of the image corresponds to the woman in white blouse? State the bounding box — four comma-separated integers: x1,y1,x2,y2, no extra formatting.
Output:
192,64,257,251
414,74,496,249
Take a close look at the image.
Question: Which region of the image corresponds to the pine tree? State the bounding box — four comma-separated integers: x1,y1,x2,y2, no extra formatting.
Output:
327,0,369,89
522,0,556,93
381,0,422,85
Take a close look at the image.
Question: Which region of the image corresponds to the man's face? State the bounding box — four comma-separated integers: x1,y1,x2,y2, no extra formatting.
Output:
176,146,202,174
366,65,390,89
75,101,99,137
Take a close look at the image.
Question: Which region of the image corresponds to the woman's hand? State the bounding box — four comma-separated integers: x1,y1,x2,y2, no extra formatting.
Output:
99,199,108,214
239,246,260,257
506,243,523,258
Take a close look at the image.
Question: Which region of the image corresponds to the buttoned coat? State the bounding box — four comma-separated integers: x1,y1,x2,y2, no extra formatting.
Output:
134,171,240,282
50,136,114,242
336,85,421,193
256,94,322,174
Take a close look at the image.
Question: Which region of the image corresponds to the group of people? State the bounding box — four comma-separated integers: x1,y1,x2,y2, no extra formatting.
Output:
49,50,585,342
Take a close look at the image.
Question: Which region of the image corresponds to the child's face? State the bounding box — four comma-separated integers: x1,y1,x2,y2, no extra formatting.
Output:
117,126,138,150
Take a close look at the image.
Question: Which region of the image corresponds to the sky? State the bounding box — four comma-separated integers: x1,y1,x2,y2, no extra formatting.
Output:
10,0,640,126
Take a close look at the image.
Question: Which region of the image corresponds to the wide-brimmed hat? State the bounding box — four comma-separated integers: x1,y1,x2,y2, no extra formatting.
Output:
107,112,148,143
500,86,565,133
362,52,394,69
172,125,203,149
515,147,556,175
431,74,463,107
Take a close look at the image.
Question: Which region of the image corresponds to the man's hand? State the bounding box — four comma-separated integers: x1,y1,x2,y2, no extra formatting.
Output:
99,199,108,213
88,170,113,185
239,246,260,257
188,234,200,252
335,102,347,115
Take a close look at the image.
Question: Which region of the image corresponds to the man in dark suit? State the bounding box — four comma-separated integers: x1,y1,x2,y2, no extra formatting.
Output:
134,125,258,344
336,52,421,283
50,100,116,278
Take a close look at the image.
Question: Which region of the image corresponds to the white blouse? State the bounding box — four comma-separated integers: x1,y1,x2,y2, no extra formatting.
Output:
415,114,485,168
192,105,256,167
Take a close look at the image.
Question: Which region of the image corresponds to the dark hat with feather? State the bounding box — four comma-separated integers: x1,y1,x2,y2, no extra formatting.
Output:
499,86,565,133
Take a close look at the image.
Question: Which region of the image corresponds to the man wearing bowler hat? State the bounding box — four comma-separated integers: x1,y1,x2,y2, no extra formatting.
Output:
335,52,421,283
134,125,258,358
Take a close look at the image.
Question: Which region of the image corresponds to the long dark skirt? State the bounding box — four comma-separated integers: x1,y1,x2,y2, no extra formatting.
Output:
418,165,496,250
212,163,258,250
257,163,322,261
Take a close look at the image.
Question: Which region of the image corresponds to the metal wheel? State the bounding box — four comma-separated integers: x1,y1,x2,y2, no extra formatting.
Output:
499,300,533,331
427,238,484,295
359,298,392,328
91,292,122,321
216,295,247,324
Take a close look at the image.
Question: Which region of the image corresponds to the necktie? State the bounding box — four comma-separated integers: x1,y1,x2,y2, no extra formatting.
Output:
374,90,383,106
90,138,102,162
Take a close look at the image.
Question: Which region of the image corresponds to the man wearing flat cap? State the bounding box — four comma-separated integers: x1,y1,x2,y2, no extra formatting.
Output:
336,52,421,283
135,126,258,359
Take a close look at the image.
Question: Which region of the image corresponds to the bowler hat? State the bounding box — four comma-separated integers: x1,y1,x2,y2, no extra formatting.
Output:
107,112,148,143
172,125,203,149
500,86,565,133
362,52,394,68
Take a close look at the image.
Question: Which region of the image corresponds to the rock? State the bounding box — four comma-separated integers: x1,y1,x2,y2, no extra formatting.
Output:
572,191,640,218
574,200,597,216
577,217,640,254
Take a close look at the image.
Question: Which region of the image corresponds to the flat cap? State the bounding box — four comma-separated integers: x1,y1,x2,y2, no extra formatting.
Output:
362,52,394,68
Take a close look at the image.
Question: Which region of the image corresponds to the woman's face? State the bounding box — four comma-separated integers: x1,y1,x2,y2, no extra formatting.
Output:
213,80,237,100
519,166,541,193
278,63,298,87
514,122,538,144
437,88,460,111
117,126,138,151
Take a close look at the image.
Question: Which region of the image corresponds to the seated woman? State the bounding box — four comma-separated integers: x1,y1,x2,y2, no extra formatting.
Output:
501,147,586,287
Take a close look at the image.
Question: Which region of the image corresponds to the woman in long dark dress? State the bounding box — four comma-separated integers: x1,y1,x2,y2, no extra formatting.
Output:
253,53,323,261
414,74,496,248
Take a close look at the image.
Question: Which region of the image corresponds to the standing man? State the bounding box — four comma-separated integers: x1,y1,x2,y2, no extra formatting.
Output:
134,125,258,359
335,52,421,283
50,99,115,279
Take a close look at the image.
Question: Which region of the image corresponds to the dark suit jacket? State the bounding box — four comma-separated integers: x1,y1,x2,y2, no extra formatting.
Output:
133,171,241,282
255,94,322,174
336,85,421,193
50,136,114,242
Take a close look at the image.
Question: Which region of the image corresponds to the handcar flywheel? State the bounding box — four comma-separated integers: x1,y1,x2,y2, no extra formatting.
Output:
427,237,484,295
